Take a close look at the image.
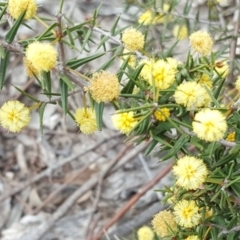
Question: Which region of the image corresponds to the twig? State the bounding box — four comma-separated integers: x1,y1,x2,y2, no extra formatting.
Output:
0,40,23,54
218,224,240,237
92,163,173,240
161,9,220,25
90,26,148,60
180,126,236,148
56,12,65,72
0,135,120,203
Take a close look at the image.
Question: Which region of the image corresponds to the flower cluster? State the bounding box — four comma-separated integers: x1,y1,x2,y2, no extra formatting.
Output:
137,226,154,240
25,42,57,72
0,101,31,133
151,210,177,237
138,4,172,25
192,109,227,142
173,156,208,190
173,200,201,228
87,71,120,103
74,108,97,134
173,24,188,40
121,28,145,51
215,60,229,78
139,58,178,90
111,111,138,134
8,0,37,19
154,108,170,121
189,31,213,56
174,81,211,110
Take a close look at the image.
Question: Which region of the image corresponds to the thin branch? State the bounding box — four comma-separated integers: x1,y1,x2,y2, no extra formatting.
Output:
160,9,220,25
0,40,23,54
90,26,148,60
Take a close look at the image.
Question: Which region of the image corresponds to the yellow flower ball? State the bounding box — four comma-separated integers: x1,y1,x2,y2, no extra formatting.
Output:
174,81,211,110
152,210,177,237
185,236,200,240
153,4,173,24
215,61,229,78
154,108,170,121
139,58,155,81
226,132,235,142
138,10,155,25
111,111,138,134
173,156,208,190
74,108,97,134
122,28,145,51
200,206,213,220
173,24,188,40
166,57,181,74
23,57,39,77
192,109,227,142
88,71,120,103
137,226,154,240
189,30,213,56
25,42,57,72
8,0,37,20
0,100,31,133
140,59,176,90
173,200,201,228
198,73,213,89
121,49,136,68
235,76,240,92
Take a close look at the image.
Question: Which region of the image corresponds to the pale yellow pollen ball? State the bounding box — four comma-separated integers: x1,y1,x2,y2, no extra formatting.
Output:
173,24,188,40
25,42,57,72
122,28,145,51
138,10,155,26
88,71,120,103
192,108,227,142
154,108,170,121
8,0,37,20
173,156,208,190
185,236,200,240
189,30,213,56
173,200,201,228
174,81,211,110
0,100,31,133
23,57,39,77
137,226,154,240
215,61,229,78
74,108,97,134
226,132,235,142
111,111,138,134
151,210,177,237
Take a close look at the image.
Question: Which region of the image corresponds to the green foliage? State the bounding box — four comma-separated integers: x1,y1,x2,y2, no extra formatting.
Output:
0,0,240,239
